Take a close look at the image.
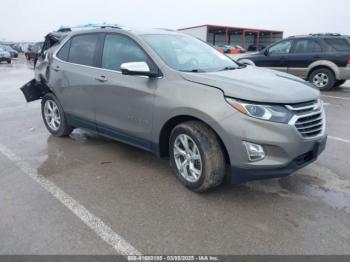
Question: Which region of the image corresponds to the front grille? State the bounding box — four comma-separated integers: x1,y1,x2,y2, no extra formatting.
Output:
287,100,324,138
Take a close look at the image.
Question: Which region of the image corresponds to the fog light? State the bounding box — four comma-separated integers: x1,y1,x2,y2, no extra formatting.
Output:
243,141,265,162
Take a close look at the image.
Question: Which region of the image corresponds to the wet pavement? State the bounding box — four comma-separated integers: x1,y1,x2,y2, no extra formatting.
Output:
0,55,350,254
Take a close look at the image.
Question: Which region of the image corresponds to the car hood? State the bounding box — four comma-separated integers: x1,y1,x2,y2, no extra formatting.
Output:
180,66,320,104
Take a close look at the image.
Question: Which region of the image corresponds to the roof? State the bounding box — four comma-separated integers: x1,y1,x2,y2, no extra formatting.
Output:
53,27,184,38
178,24,283,33
288,33,349,39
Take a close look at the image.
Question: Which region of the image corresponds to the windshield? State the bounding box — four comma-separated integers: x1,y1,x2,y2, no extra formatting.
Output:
142,34,239,72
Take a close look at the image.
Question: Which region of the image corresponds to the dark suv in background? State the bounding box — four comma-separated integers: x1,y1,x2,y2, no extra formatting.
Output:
237,34,350,90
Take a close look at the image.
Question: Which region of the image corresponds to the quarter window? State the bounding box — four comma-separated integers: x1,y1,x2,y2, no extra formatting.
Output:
102,34,148,71
68,34,99,66
56,39,71,61
324,38,350,51
269,40,293,54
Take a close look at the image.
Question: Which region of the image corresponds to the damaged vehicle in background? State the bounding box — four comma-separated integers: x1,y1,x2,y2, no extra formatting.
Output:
0,48,11,64
20,25,327,192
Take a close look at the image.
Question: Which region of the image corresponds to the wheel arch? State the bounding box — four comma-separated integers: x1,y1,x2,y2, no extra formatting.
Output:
307,60,339,79
157,115,231,165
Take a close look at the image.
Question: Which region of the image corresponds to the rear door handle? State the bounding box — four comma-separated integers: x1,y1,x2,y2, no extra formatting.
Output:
95,75,108,82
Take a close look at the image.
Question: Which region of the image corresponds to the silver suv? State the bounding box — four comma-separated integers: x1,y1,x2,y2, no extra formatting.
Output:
21,26,327,192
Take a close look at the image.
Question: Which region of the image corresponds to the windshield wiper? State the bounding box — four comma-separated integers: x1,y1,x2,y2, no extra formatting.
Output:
180,69,206,73
219,66,238,71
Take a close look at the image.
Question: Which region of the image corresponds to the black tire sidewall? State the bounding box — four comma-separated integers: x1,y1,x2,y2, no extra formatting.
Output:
169,126,208,190
41,94,70,137
309,68,335,91
334,80,346,87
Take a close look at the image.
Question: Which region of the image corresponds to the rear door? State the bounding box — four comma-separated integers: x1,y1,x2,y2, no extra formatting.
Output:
94,33,158,150
287,38,323,78
258,39,293,72
51,33,103,129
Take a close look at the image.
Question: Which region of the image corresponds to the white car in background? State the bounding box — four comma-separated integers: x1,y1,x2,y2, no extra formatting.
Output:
0,48,11,64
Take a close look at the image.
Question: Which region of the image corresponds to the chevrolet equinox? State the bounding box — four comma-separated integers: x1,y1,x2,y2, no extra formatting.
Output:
21,26,327,192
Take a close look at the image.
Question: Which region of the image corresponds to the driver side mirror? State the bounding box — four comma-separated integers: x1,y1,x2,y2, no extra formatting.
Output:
263,49,269,56
121,62,159,78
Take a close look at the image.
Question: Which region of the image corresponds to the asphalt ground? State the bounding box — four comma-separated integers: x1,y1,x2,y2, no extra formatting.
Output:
0,55,349,255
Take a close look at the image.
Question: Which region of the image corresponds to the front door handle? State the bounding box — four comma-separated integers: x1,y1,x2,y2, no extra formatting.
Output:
53,66,60,72
95,75,108,82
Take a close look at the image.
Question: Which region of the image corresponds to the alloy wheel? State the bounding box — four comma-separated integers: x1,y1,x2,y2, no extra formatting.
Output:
173,134,202,183
313,73,329,88
44,100,61,131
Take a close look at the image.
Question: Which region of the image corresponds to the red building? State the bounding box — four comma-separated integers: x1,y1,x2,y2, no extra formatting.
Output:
178,24,283,51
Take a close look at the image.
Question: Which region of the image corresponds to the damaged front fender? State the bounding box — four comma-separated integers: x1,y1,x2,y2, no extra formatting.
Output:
20,79,51,102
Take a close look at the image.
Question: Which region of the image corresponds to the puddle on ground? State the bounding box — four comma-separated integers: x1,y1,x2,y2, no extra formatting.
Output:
279,175,350,210
245,163,350,212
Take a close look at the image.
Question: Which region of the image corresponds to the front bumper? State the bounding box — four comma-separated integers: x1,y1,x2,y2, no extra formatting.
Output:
229,135,327,183
218,106,327,184
0,57,10,61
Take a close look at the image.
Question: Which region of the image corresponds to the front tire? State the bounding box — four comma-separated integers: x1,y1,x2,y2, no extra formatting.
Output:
309,68,335,91
41,93,73,137
7,59,11,64
169,121,225,192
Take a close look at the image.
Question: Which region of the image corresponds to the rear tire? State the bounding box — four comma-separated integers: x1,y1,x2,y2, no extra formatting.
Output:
41,93,73,137
169,121,225,192
334,80,346,88
309,68,335,91
7,59,11,64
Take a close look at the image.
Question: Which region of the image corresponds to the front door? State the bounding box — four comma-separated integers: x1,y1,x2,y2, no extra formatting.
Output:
258,39,293,72
94,33,158,151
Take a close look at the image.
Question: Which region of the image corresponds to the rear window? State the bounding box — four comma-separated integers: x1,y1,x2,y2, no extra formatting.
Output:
324,38,350,51
68,34,99,66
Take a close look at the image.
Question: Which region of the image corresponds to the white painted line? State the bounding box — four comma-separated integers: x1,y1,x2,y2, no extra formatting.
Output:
321,95,350,101
329,136,350,144
0,143,141,256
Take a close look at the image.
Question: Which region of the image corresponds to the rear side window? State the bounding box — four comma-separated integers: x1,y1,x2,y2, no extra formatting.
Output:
294,39,322,53
68,34,99,66
101,34,148,71
324,38,350,51
56,39,70,61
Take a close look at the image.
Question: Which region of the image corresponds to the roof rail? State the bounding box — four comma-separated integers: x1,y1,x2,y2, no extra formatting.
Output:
309,33,342,36
58,23,123,32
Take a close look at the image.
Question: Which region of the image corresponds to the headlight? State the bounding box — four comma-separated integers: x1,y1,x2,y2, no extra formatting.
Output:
226,98,293,123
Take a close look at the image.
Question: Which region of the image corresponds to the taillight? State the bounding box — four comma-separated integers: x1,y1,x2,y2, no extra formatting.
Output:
348,57,350,67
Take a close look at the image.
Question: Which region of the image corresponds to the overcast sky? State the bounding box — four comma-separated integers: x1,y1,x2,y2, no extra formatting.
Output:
1,0,349,42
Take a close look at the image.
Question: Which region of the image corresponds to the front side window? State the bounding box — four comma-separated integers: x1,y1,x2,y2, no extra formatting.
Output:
68,34,99,66
269,40,293,55
102,34,148,71
294,39,322,53
142,34,239,72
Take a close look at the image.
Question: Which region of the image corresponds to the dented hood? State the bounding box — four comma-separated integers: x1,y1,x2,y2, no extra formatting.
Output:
180,66,320,104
